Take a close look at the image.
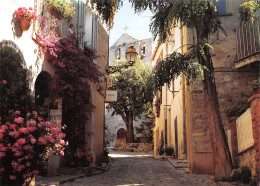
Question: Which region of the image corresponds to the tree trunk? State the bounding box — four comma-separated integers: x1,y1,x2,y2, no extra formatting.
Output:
201,48,233,180
203,77,233,180
126,113,134,143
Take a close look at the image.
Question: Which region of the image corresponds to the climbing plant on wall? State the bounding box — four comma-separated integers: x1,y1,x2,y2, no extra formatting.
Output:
36,32,103,151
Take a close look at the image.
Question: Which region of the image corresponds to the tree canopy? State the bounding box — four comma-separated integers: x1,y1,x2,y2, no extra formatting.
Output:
108,58,153,142
109,58,153,119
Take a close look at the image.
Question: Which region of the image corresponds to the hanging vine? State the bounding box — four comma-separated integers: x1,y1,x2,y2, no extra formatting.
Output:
149,51,207,96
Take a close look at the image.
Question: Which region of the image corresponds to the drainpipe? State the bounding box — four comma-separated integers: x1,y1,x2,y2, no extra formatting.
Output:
164,42,169,150
181,26,187,159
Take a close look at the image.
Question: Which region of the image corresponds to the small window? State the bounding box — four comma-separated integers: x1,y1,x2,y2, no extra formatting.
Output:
141,43,146,57
214,0,227,14
117,46,121,59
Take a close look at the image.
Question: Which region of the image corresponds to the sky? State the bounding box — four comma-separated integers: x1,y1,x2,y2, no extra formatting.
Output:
109,1,154,47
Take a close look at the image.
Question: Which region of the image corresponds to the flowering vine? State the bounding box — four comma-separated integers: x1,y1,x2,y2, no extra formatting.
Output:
36,17,103,152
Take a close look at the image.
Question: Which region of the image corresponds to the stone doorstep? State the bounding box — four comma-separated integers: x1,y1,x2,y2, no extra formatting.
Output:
168,159,188,169
177,159,188,163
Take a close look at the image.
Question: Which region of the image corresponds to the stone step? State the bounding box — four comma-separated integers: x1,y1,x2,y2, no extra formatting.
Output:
168,159,188,168
176,160,188,163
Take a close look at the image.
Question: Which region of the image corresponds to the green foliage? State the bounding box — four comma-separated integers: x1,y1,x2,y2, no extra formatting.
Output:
146,0,225,42
45,0,75,19
150,52,207,95
109,58,153,120
135,121,153,138
239,0,260,24
230,166,252,184
90,0,122,23
225,101,249,119
0,43,34,122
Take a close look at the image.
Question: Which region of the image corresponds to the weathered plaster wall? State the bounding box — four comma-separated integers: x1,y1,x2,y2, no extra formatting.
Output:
91,22,109,156
238,148,257,177
152,43,167,156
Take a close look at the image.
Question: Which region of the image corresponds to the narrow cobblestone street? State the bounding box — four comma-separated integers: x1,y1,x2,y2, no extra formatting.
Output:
61,151,230,186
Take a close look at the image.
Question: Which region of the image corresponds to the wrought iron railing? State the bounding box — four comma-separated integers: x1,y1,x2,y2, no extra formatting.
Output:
236,18,260,62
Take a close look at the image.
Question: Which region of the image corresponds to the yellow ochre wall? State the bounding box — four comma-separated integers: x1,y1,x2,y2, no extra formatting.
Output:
92,23,109,156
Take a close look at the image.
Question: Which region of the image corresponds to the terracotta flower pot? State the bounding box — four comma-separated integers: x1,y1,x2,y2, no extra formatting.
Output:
20,17,31,31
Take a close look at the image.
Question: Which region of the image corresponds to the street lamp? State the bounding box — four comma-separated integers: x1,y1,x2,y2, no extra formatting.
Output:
107,46,138,74
125,45,138,66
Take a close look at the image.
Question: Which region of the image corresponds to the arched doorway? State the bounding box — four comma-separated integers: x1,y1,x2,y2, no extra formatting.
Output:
115,128,127,147
35,71,52,119
117,128,127,139
34,71,62,123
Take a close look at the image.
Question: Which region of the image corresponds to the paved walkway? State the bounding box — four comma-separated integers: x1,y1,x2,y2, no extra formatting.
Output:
60,151,234,186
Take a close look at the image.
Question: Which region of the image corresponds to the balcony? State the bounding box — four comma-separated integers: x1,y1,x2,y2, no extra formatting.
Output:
235,18,260,68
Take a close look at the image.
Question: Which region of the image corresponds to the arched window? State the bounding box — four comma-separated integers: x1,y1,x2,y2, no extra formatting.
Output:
116,45,121,59
141,42,146,57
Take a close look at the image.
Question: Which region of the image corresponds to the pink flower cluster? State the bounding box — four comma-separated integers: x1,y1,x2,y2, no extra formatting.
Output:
2,80,7,84
36,31,60,58
15,7,38,21
0,111,67,183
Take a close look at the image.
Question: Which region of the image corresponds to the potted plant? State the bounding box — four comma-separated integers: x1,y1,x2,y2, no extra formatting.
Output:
15,7,38,31
44,0,75,20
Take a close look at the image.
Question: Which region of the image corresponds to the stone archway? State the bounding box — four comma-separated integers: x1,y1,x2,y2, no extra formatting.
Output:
115,128,127,147
34,71,62,123
35,71,53,119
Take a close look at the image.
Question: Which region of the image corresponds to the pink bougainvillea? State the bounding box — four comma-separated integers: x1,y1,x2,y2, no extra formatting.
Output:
35,26,103,154
0,111,67,185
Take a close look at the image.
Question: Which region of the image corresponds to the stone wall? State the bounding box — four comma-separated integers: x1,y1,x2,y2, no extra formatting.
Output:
238,148,257,178
105,109,151,147
187,0,259,174
114,142,153,152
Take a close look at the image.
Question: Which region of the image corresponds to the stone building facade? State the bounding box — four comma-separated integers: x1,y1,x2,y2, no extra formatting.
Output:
109,33,153,66
152,0,259,179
